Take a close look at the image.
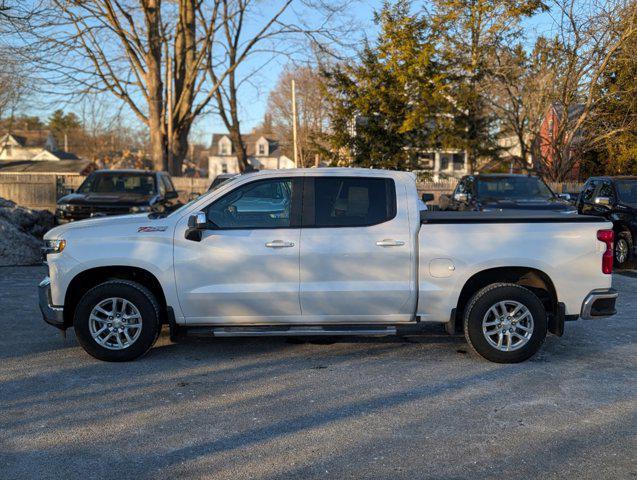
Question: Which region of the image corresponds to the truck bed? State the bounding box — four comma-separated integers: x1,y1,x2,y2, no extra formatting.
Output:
417,210,613,322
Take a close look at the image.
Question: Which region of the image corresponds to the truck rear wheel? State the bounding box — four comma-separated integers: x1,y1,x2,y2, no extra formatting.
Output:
73,280,161,362
463,283,547,363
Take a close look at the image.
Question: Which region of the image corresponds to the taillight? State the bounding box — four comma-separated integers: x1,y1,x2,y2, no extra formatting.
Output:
597,229,614,274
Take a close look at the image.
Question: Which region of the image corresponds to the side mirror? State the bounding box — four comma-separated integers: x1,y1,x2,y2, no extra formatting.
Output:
421,193,435,203
558,193,571,201
186,211,207,242
454,192,469,203
165,191,179,200
594,196,611,207
187,211,207,229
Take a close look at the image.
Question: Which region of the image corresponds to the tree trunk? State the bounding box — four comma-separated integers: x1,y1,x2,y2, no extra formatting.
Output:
228,125,250,172
169,123,191,174
169,0,197,176
144,0,166,171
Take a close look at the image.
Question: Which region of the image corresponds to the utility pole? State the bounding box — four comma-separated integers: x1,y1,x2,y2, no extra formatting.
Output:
291,79,298,167
166,43,174,173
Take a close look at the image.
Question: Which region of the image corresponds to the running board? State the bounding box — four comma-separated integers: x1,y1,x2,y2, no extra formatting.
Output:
209,326,398,337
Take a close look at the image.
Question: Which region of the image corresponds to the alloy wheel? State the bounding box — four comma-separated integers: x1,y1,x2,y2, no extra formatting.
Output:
88,297,143,350
482,300,534,352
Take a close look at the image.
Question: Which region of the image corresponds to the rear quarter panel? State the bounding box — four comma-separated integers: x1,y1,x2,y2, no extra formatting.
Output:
417,221,613,321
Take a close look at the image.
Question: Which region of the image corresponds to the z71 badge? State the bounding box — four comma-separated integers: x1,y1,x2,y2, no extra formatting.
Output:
138,226,168,232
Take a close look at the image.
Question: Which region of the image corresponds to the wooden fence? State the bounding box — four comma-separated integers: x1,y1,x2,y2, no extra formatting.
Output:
0,172,584,213
0,173,210,212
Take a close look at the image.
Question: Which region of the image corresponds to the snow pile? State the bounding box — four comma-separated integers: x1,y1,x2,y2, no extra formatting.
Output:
0,198,55,266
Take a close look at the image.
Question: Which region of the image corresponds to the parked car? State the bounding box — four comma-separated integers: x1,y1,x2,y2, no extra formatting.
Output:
440,174,575,212
55,169,181,223
40,168,616,363
577,176,637,267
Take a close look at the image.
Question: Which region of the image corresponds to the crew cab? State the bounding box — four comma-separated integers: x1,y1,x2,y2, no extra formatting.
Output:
55,169,181,223
40,168,617,363
577,176,637,267
442,174,575,212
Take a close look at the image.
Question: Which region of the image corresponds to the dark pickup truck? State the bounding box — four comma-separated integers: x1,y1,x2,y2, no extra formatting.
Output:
441,174,575,213
55,169,181,223
577,176,637,267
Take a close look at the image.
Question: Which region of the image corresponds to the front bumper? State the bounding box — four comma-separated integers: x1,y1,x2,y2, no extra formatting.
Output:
38,277,65,329
580,288,618,320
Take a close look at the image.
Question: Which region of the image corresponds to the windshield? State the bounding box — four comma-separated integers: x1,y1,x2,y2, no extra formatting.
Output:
476,177,554,201
78,172,156,196
615,180,637,204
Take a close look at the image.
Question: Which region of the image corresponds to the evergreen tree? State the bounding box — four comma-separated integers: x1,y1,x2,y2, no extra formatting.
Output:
322,1,448,169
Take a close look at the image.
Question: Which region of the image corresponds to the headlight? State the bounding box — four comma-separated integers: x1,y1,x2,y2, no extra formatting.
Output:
130,205,151,213
44,239,66,255
57,204,72,212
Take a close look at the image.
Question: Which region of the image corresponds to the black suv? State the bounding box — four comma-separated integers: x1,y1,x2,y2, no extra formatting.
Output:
55,169,181,223
442,174,575,212
577,176,637,267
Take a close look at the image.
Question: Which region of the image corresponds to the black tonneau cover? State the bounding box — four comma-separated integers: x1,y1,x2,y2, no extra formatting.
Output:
421,211,607,224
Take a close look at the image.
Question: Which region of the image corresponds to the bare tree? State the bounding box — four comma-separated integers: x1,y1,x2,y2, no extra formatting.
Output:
207,1,349,172
488,40,560,170
267,65,329,167
25,0,337,174
0,2,42,121
535,0,637,181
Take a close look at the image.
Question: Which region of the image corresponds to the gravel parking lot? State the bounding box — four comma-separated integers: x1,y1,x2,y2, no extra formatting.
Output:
1,266,635,480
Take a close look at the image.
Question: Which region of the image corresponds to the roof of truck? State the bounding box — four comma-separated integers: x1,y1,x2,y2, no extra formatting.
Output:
251,167,413,177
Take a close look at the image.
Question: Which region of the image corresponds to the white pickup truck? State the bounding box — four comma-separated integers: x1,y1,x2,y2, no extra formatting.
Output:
40,168,618,363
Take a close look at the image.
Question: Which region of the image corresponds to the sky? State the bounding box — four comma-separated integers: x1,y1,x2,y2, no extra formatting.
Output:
15,0,559,148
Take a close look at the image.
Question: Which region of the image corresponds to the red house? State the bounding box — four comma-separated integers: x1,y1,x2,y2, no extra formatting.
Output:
533,102,585,181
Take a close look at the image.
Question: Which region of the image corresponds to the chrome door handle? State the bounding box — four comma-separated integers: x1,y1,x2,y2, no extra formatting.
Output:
376,239,405,247
265,240,295,248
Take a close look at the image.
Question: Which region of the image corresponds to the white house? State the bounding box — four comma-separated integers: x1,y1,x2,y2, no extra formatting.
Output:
416,150,469,180
208,133,295,178
0,131,80,162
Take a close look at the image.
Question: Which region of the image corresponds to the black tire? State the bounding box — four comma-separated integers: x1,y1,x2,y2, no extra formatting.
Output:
614,231,633,268
73,280,161,362
463,283,547,363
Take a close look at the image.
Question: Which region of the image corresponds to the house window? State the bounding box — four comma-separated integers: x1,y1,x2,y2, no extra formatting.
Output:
5,145,12,156
418,153,434,169
452,153,465,171
439,153,451,171
258,143,265,156
220,143,229,155
221,163,228,173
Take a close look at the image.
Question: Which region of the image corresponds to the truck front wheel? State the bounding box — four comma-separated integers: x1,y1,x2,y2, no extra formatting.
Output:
463,283,547,363
73,280,161,362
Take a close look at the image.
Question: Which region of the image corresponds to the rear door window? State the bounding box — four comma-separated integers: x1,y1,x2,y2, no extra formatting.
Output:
308,177,396,227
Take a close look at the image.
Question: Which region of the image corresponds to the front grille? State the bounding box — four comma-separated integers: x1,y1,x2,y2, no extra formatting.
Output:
70,204,133,216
